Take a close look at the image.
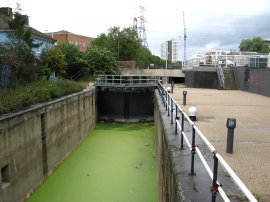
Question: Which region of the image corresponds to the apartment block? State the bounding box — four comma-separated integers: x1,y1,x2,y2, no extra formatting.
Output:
46,30,93,51
161,40,179,63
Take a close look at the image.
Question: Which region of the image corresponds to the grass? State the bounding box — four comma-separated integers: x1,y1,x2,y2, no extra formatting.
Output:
0,79,86,115
27,122,157,202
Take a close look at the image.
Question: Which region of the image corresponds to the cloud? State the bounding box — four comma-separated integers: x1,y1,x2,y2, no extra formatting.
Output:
3,0,270,59
182,10,270,57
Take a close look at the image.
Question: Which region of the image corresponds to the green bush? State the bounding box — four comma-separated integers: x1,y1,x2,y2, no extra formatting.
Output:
0,79,86,115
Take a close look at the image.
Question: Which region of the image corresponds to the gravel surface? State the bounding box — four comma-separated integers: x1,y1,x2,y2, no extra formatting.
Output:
171,85,270,201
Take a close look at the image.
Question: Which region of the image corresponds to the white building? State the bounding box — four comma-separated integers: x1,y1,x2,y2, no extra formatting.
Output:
161,40,179,63
187,49,270,68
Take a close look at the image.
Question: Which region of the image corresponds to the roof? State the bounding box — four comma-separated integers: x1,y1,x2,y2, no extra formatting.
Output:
31,27,57,42
52,30,73,35
0,15,56,43
46,30,94,40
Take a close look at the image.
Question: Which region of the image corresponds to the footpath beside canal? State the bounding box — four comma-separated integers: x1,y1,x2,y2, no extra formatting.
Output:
171,85,270,201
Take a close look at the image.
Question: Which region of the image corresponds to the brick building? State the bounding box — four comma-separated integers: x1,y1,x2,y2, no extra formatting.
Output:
46,30,94,51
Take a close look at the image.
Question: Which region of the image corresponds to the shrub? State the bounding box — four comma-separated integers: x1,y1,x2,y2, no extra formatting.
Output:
0,79,86,114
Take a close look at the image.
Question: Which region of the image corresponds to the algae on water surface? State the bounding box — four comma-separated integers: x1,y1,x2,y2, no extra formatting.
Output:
27,123,157,202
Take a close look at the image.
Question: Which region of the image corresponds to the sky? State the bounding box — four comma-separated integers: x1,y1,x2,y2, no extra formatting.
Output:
1,0,270,59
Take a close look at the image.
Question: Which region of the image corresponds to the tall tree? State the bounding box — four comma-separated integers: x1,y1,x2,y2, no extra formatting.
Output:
38,47,67,78
92,27,142,61
84,46,119,75
91,26,165,68
54,41,85,79
239,36,270,53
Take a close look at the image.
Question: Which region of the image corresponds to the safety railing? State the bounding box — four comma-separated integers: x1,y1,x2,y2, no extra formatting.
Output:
95,75,160,87
157,81,257,202
217,65,225,88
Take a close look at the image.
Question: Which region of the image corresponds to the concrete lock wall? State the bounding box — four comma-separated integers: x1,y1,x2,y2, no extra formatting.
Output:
232,66,270,97
184,70,219,89
0,89,96,202
154,91,185,202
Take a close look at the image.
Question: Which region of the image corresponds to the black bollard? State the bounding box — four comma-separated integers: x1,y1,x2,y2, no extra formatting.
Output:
226,118,236,154
171,81,174,94
183,91,187,106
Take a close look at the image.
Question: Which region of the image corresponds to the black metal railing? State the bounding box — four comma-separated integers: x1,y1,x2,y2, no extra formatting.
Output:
157,81,257,202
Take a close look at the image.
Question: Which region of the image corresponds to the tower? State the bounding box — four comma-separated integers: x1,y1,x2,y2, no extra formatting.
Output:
183,11,187,65
134,6,148,48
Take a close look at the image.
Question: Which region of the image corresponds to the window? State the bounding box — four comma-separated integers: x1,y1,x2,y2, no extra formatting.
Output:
1,164,10,189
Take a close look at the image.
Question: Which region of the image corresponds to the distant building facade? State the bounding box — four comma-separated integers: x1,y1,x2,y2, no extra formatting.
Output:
185,49,270,69
46,30,93,51
161,40,179,63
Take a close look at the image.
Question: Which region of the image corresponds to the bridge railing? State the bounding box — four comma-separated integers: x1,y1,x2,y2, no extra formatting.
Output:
157,81,257,202
95,75,160,87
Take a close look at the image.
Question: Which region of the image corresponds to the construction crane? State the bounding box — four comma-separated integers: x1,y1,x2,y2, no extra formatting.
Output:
183,11,187,66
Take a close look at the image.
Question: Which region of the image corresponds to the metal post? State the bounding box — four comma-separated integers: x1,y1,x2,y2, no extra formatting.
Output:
181,112,184,149
183,91,187,106
189,125,196,175
171,81,174,94
167,94,170,116
165,91,168,111
175,107,178,134
162,88,166,107
211,153,219,202
170,98,173,124
226,118,236,153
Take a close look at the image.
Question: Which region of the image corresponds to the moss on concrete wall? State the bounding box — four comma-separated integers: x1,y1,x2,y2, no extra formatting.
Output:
0,89,96,202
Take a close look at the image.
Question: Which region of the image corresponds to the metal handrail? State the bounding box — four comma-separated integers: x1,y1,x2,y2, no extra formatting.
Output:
95,75,160,87
157,81,257,202
217,65,225,88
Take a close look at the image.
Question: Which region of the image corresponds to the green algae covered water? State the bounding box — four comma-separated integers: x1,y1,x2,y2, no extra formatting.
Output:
27,123,157,202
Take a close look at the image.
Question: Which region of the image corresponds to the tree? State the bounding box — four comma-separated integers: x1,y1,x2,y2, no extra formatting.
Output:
92,27,142,61
239,36,270,53
84,46,119,75
0,5,36,85
92,26,164,68
0,40,36,85
54,41,85,79
38,47,67,78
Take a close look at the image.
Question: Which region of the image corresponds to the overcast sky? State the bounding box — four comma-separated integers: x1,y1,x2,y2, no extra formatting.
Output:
2,0,270,59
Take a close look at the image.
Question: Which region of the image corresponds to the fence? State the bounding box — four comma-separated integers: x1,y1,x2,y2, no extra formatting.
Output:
95,75,160,87
157,81,257,202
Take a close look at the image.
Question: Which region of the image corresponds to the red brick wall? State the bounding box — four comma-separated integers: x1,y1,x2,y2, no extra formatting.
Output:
52,33,93,51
